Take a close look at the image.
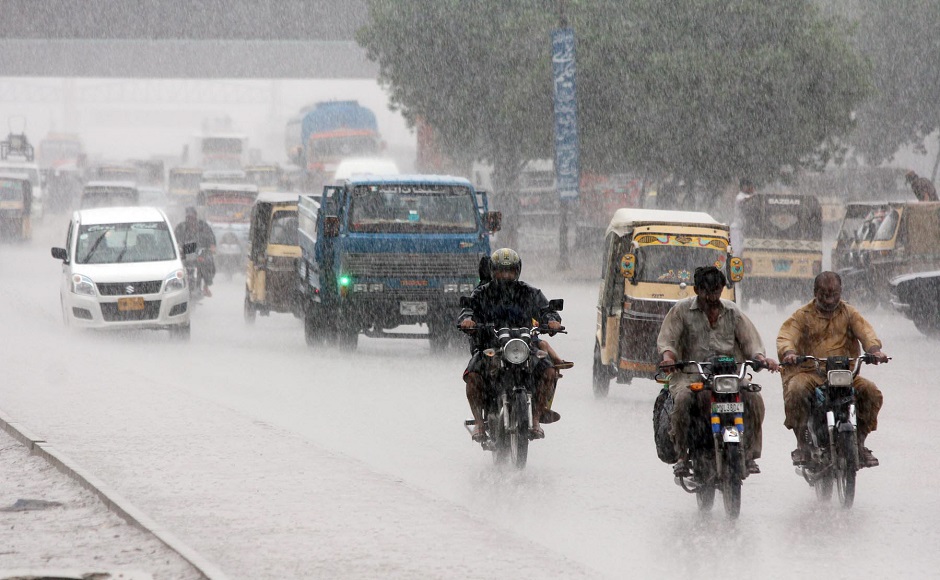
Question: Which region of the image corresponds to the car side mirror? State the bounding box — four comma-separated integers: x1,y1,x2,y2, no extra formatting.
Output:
484,211,502,233
548,298,564,311
323,215,340,238
182,242,197,255
51,247,68,261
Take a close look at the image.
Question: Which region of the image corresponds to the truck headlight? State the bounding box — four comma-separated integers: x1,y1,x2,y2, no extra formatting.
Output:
353,283,367,292
369,283,383,292
443,284,458,293
164,269,186,293
71,274,96,296
459,283,474,293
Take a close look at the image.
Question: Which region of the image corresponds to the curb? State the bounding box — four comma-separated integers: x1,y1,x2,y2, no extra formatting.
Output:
0,408,229,580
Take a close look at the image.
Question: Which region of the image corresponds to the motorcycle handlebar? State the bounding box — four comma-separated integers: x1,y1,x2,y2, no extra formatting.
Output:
783,354,891,375
664,359,764,380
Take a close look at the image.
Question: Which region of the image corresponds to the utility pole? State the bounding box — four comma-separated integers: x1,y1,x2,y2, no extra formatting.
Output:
552,0,579,271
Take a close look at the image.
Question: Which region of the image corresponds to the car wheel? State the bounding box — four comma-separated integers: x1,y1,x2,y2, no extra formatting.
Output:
170,323,191,342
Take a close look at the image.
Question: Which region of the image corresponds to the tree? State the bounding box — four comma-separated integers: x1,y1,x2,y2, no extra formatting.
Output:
358,0,869,213
851,0,940,180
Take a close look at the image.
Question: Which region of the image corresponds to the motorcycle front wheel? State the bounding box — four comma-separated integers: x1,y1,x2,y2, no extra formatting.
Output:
489,408,509,465
815,473,834,501
836,431,858,508
721,445,743,519
509,392,529,469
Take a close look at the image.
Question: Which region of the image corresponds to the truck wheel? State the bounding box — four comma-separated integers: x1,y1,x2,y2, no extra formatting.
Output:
336,327,358,351
304,307,327,347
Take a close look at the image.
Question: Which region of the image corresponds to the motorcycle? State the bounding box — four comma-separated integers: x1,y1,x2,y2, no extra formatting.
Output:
216,232,243,280
460,300,566,470
182,246,209,303
660,356,766,518
789,354,889,509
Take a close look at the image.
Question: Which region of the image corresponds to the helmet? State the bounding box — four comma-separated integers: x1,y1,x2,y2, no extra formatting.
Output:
490,247,522,278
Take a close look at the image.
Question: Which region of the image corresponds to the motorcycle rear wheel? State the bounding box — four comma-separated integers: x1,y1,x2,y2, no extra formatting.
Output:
721,445,743,519
836,432,858,508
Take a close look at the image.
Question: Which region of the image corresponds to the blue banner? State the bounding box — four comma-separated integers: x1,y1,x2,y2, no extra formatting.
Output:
552,27,580,201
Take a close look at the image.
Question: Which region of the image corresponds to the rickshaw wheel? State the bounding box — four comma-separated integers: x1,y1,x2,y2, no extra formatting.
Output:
243,291,257,324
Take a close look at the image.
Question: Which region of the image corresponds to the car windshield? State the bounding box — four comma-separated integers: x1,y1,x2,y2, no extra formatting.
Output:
0,179,26,201
76,221,176,264
348,184,478,233
635,235,729,283
873,209,900,241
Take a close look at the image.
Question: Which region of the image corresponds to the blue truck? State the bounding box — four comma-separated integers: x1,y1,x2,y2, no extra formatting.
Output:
296,174,500,350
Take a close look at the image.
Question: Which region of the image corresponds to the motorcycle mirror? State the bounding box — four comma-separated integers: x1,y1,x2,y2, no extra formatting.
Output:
51,247,68,261
484,211,502,233
548,298,564,311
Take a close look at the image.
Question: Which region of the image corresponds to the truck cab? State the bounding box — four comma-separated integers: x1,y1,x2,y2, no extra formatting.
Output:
296,174,500,351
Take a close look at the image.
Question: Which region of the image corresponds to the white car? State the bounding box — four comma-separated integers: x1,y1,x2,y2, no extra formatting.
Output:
51,206,191,340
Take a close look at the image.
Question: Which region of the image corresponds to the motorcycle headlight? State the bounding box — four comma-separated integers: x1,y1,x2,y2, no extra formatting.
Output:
164,269,186,293
713,376,740,394
828,370,853,387
71,274,96,296
503,338,530,365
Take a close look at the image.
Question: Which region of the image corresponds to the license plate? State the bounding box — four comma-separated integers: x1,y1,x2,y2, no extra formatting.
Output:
712,402,744,414
400,301,428,316
117,297,145,311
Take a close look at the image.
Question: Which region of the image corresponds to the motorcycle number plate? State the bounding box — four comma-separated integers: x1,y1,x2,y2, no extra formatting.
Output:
400,301,428,316
712,402,744,414
117,297,145,311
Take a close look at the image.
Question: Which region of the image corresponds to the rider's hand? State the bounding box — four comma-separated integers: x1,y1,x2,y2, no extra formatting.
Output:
782,351,799,366
756,354,780,373
547,320,562,331
459,319,476,330
659,352,677,372
869,350,889,364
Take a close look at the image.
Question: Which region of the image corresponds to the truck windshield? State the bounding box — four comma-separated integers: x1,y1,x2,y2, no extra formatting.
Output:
348,184,478,233
741,195,821,241
170,172,202,191
309,135,380,159
635,235,728,283
76,222,176,264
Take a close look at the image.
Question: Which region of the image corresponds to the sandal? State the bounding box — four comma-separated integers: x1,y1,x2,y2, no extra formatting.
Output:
529,425,545,439
554,360,574,370
471,424,486,443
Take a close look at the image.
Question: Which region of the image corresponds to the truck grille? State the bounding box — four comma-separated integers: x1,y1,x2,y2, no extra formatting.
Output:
97,281,163,295
343,253,480,278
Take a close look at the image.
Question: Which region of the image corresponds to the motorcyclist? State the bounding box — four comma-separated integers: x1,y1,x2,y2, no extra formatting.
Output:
459,248,562,441
777,271,888,467
657,266,779,477
174,206,217,297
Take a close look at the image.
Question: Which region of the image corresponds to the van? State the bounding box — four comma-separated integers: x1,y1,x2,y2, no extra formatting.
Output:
593,208,743,396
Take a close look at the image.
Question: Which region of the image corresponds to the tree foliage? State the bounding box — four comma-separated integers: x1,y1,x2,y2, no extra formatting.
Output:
358,0,869,199
851,0,940,172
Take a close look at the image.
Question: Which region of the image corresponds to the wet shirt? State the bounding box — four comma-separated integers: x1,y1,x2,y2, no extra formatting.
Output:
657,297,766,383
174,220,216,249
458,280,560,328
777,300,881,380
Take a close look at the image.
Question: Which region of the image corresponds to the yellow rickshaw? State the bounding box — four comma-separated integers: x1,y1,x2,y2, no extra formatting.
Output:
244,193,301,323
844,201,940,306
593,208,744,397
0,173,32,241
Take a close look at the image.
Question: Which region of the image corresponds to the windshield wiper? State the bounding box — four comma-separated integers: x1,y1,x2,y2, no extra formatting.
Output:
80,234,108,263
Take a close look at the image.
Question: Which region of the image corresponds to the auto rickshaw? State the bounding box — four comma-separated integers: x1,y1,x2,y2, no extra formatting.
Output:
842,201,940,306
831,201,893,272
735,192,822,306
593,208,744,397
244,192,301,323
0,172,32,241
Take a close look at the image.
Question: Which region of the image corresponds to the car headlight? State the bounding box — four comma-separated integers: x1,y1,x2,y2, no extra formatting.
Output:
164,269,186,293
71,274,96,296
713,376,740,394
502,338,530,365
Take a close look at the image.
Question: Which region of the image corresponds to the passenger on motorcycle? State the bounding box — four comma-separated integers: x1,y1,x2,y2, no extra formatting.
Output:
459,248,562,441
777,271,888,467
657,266,779,477
174,206,217,297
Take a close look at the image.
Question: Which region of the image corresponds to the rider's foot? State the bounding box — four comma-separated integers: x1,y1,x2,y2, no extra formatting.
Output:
529,424,545,439
673,459,692,478
746,459,761,474
203,286,212,297
859,446,879,468
791,447,810,465
554,360,574,370
471,424,486,443
539,409,561,424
